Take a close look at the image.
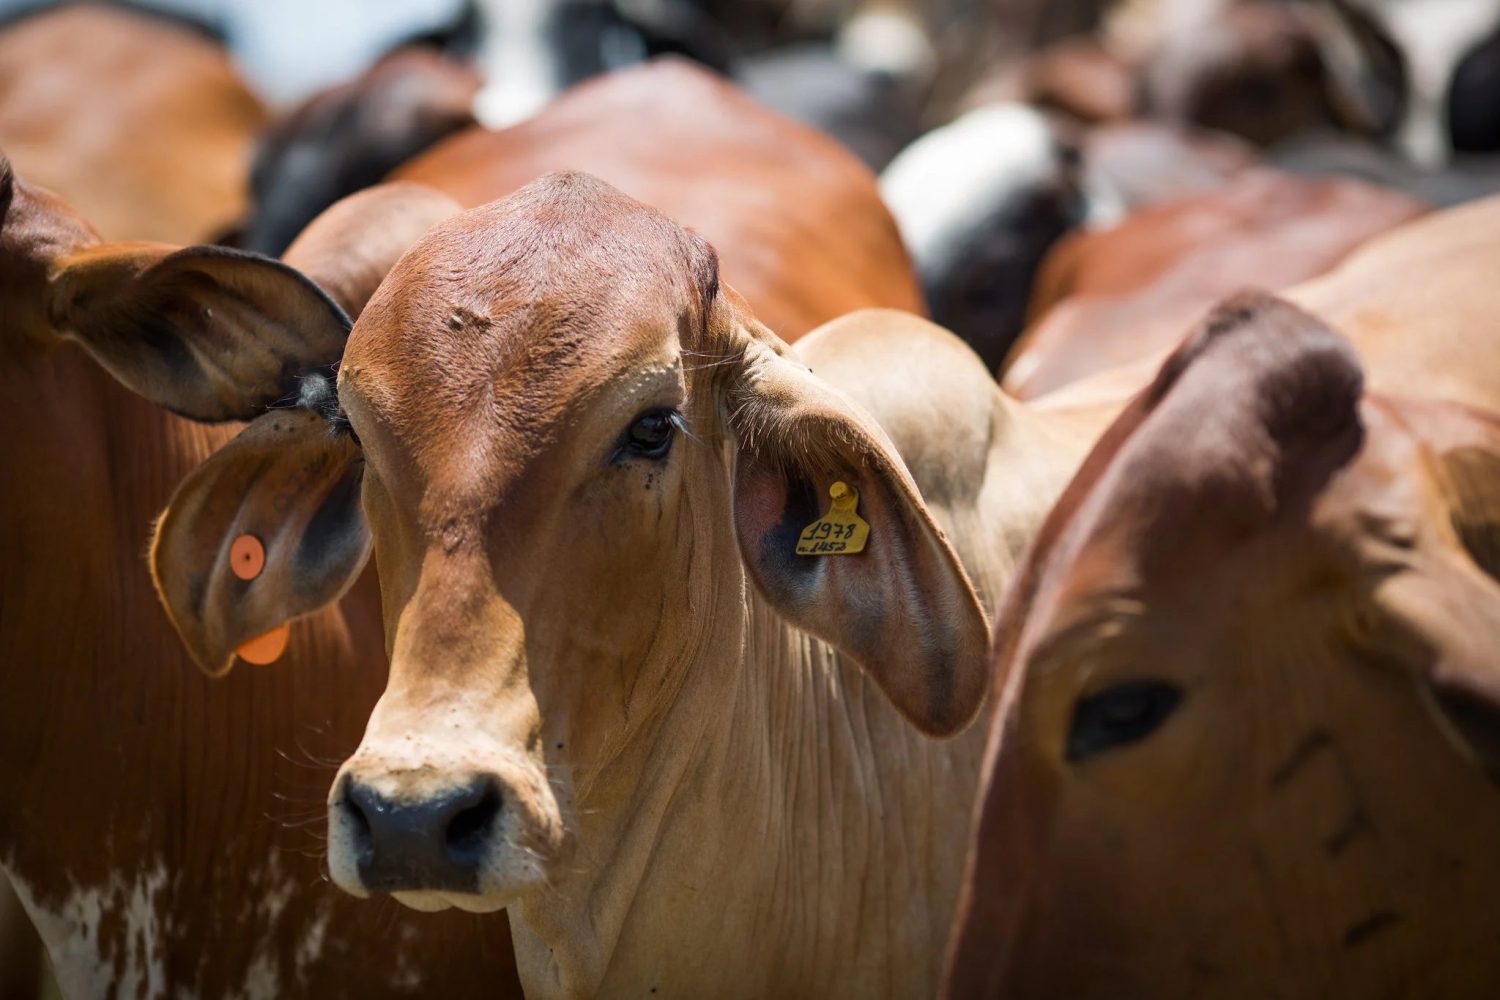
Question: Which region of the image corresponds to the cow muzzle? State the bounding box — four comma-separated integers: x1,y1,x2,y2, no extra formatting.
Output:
338,773,499,894
327,754,566,911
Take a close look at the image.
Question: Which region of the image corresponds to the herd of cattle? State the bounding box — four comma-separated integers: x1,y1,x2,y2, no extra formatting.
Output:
3,0,1500,996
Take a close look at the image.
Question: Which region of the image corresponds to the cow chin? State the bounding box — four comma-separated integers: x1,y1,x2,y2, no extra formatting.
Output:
391,889,517,915
324,744,569,907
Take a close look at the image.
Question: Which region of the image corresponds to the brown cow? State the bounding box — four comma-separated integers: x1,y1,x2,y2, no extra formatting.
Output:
147,173,1117,996
1285,193,1500,414
0,158,525,996
393,57,924,340
0,3,267,244
1034,191,1500,417
945,292,1500,996
1004,169,1428,398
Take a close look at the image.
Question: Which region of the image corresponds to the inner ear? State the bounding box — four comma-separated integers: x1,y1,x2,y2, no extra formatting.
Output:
736,460,825,593
50,243,351,422
728,343,991,738
151,405,370,676
1441,445,1500,582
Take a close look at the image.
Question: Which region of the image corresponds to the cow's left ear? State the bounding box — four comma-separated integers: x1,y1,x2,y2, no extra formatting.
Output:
725,322,990,737
150,395,370,677
1382,403,1500,775
49,242,351,422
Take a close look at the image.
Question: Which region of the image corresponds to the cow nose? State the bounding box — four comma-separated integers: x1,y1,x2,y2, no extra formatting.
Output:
338,775,503,894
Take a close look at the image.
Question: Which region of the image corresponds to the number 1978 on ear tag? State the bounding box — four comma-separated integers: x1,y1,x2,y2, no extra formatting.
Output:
796,481,869,556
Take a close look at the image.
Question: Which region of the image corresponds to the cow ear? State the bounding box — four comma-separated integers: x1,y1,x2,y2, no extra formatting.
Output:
725,318,990,737
4,152,352,422
1383,404,1500,775
48,242,351,422
1292,2,1405,136
281,181,462,319
150,396,370,677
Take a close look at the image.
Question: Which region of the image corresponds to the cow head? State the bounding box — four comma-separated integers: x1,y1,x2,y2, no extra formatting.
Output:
945,291,1500,996
149,172,989,912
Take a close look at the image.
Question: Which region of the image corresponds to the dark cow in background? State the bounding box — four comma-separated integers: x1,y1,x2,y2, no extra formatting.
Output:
0,2,267,244
946,293,1500,997
241,46,482,254
880,103,1085,370
1346,0,1500,163
1134,1,1405,148
0,155,526,997
240,0,749,254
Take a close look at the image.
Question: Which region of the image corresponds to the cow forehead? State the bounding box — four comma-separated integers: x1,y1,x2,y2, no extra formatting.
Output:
340,172,716,451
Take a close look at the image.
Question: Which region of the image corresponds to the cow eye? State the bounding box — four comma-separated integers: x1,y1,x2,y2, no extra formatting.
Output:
618,408,679,461
1066,681,1181,762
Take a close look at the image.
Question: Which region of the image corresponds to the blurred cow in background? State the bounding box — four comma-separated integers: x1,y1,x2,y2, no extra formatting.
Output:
880,103,1085,370
241,0,942,254
0,2,266,244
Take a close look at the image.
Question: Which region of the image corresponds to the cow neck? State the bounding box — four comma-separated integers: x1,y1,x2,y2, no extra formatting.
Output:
508,391,1108,998
0,340,234,831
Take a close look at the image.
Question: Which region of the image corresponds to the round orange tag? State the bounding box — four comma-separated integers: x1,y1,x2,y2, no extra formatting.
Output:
230,534,265,581
236,623,290,665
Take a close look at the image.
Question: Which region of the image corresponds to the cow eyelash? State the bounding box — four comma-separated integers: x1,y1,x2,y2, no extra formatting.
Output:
613,407,684,462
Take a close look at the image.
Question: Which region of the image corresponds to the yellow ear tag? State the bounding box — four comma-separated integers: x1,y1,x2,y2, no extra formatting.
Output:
796,481,870,556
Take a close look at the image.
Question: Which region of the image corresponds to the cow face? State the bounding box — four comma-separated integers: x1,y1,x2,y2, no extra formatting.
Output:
945,293,1500,996
149,172,989,914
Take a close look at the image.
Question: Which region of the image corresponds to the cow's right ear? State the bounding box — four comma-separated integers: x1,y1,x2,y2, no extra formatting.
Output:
48,242,352,422
150,393,370,677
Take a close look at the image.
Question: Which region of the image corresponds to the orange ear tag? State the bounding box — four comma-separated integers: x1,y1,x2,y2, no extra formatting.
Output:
230,533,265,580
228,533,288,664
796,481,870,556
236,624,290,665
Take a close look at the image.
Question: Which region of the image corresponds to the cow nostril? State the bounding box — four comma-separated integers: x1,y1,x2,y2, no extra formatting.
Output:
446,783,502,867
340,778,376,868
